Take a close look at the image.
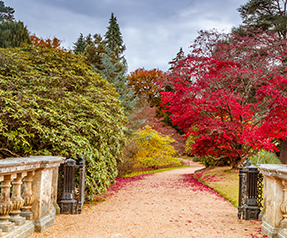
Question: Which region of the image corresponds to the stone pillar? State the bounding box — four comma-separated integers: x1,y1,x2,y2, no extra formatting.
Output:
10,172,27,226
21,171,35,220
261,176,283,237
0,155,64,236
257,164,287,238
51,167,61,215
278,180,287,238
280,180,287,227
0,174,16,232
32,167,56,232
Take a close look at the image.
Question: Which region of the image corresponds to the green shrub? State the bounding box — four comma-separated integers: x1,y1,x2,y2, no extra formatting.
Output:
192,155,215,167
249,150,281,165
200,155,215,167
0,45,127,199
117,138,139,177
192,156,201,162
192,155,231,167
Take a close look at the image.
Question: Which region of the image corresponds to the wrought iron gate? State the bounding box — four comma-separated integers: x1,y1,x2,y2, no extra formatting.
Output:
58,152,86,214
238,157,263,220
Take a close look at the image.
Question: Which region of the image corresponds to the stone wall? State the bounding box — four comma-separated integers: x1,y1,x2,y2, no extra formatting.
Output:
258,164,287,238
0,156,64,238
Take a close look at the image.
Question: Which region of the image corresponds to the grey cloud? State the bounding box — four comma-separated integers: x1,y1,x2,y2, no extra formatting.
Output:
9,0,247,72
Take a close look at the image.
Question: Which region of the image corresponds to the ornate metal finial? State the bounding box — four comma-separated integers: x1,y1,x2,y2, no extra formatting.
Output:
243,155,251,167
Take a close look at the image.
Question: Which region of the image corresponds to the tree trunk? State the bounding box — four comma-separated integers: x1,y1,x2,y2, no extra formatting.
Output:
231,156,242,169
280,140,287,164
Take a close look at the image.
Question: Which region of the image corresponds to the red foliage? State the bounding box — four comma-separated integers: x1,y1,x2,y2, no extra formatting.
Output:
181,173,222,195
133,104,186,155
162,29,287,165
108,174,150,194
30,35,61,49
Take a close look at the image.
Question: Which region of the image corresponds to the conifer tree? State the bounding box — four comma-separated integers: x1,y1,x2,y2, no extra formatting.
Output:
0,1,14,21
0,20,31,48
104,12,126,60
73,14,137,130
92,50,137,122
168,47,185,70
237,0,287,38
73,33,87,55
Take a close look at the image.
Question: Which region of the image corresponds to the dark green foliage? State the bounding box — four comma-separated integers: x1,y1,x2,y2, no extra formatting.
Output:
168,47,185,70
84,34,108,71
73,13,137,131
0,20,31,48
73,33,88,55
192,156,215,167
237,0,287,38
192,156,230,167
0,1,14,21
104,12,126,60
0,45,127,198
93,52,137,120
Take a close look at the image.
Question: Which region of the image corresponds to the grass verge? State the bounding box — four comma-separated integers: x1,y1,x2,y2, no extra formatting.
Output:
123,165,189,177
193,166,239,207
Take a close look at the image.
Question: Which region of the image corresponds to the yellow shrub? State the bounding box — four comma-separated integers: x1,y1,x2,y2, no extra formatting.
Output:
134,126,181,168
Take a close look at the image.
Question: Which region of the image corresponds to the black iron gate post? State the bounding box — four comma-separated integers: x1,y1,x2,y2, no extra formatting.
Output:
238,157,263,220
238,157,250,219
59,158,78,214
244,164,261,220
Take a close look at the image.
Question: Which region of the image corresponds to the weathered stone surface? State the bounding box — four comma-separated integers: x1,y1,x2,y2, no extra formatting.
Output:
258,164,287,238
34,204,56,233
1,220,34,238
0,156,64,175
51,167,60,215
0,156,64,238
258,164,287,180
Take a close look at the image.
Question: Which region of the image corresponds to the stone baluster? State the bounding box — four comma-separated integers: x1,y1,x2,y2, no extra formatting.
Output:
280,180,287,228
20,171,35,220
0,174,16,232
10,172,27,226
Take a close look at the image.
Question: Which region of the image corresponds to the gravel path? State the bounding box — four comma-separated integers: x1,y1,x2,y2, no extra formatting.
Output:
29,162,265,238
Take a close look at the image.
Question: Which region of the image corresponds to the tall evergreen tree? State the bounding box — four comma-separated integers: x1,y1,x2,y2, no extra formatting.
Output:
104,12,126,60
0,1,14,21
237,0,287,38
93,52,136,119
168,47,185,70
0,2,31,48
73,33,88,55
0,20,31,48
84,34,110,71
73,14,137,130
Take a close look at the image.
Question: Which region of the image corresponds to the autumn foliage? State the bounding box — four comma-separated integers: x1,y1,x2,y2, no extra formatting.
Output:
128,68,166,107
132,102,186,155
30,35,61,48
162,30,287,167
134,125,181,168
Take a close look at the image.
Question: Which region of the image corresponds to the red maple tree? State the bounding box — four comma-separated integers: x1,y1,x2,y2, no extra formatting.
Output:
162,29,287,167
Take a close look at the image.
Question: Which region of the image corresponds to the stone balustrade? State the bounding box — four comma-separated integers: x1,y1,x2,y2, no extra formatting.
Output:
0,156,64,238
257,164,287,238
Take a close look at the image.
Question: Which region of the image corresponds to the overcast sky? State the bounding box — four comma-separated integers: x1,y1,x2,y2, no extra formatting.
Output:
8,0,247,73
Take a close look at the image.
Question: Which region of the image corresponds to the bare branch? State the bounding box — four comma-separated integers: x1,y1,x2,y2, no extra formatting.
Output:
0,148,20,158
